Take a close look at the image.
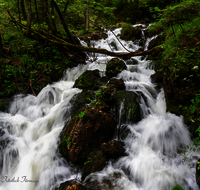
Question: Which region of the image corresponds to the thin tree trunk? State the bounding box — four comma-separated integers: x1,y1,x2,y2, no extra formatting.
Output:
50,0,57,34
20,0,27,21
133,0,136,24
51,0,77,45
43,0,57,35
85,4,89,30
17,0,21,22
0,34,3,58
62,0,70,13
26,0,32,37
34,0,40,25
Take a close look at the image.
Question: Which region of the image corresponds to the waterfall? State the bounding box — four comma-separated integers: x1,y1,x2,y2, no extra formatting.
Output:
0,25,199,190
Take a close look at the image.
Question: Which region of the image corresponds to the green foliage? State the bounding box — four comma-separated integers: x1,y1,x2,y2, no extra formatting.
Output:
84,157,93,165
78,111,85,118
65,137,72,147
171,184,184,190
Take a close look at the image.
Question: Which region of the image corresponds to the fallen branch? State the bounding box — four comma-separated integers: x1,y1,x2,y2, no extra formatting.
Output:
9,17,156,58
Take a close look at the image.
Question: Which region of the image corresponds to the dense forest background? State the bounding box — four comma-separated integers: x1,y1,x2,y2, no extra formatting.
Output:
0,0,200,156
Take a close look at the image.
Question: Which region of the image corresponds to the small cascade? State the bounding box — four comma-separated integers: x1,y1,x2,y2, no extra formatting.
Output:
0,24,199,190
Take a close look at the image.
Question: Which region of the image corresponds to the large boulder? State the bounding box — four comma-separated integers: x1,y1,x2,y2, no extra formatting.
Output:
94,79,125,107
69,91,95,114
120,24,141,41
59,108,116,164
105,58,127,78
101,140,127,159
108,78,125,91
114,90,141,124
73,70,101,90
82,150,107,181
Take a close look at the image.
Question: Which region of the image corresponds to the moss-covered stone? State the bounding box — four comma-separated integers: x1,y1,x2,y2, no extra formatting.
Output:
73,70,100,90
69,90,95,114
114,90,141,123
59,108,116,165
120,24,141,41
105,58,127,78
82,150,107,181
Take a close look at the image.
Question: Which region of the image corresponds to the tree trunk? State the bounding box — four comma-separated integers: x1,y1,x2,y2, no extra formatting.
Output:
50,0,57,34
51,0,77,45
0,34,3,58
26,0,32,37
34,0,40,25
17,0,21,22
85,3,89,30
43,0,57,35
133,0,136,24
62,0,70,13
20,0,27,21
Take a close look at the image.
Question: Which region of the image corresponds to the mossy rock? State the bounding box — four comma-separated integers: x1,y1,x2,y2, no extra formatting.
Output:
59,108,116,164
120,24,141,41
82,150,107,181
114,90,141,123
73,70,100,90
69,90,95,114
105,58,127,78
145,25,164,38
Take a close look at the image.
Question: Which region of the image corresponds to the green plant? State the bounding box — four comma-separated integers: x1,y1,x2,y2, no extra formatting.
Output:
64,137,72,147
171,184,184,190
84,157,93,165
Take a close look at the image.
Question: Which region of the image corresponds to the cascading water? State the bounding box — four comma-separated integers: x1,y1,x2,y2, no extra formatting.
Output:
0,24,199,190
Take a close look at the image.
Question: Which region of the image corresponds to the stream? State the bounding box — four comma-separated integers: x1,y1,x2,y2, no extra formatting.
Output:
0,24,199,190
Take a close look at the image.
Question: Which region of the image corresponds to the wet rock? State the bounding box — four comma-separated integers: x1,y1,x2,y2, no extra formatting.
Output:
73,70,100,90
66,182,89,190
90,32,108,40
139,39,145,46
105,58,127,78
99,76,109,86
110,40,118,51
82,150,107,181
108,78,125,91
84,171,123,190
145,26,164,38
114,90,141,123
126,58,138,65
54,180,79,190
120,25,141,41
196,158,200,188
59,108,116,164
151,72,163,84
95,79,125,107
101,140,127,159
0,98,10,112
147,35,165,50
69,91,95,114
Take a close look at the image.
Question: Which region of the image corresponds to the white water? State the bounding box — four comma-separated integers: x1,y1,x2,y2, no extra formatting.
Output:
0,25,199,190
